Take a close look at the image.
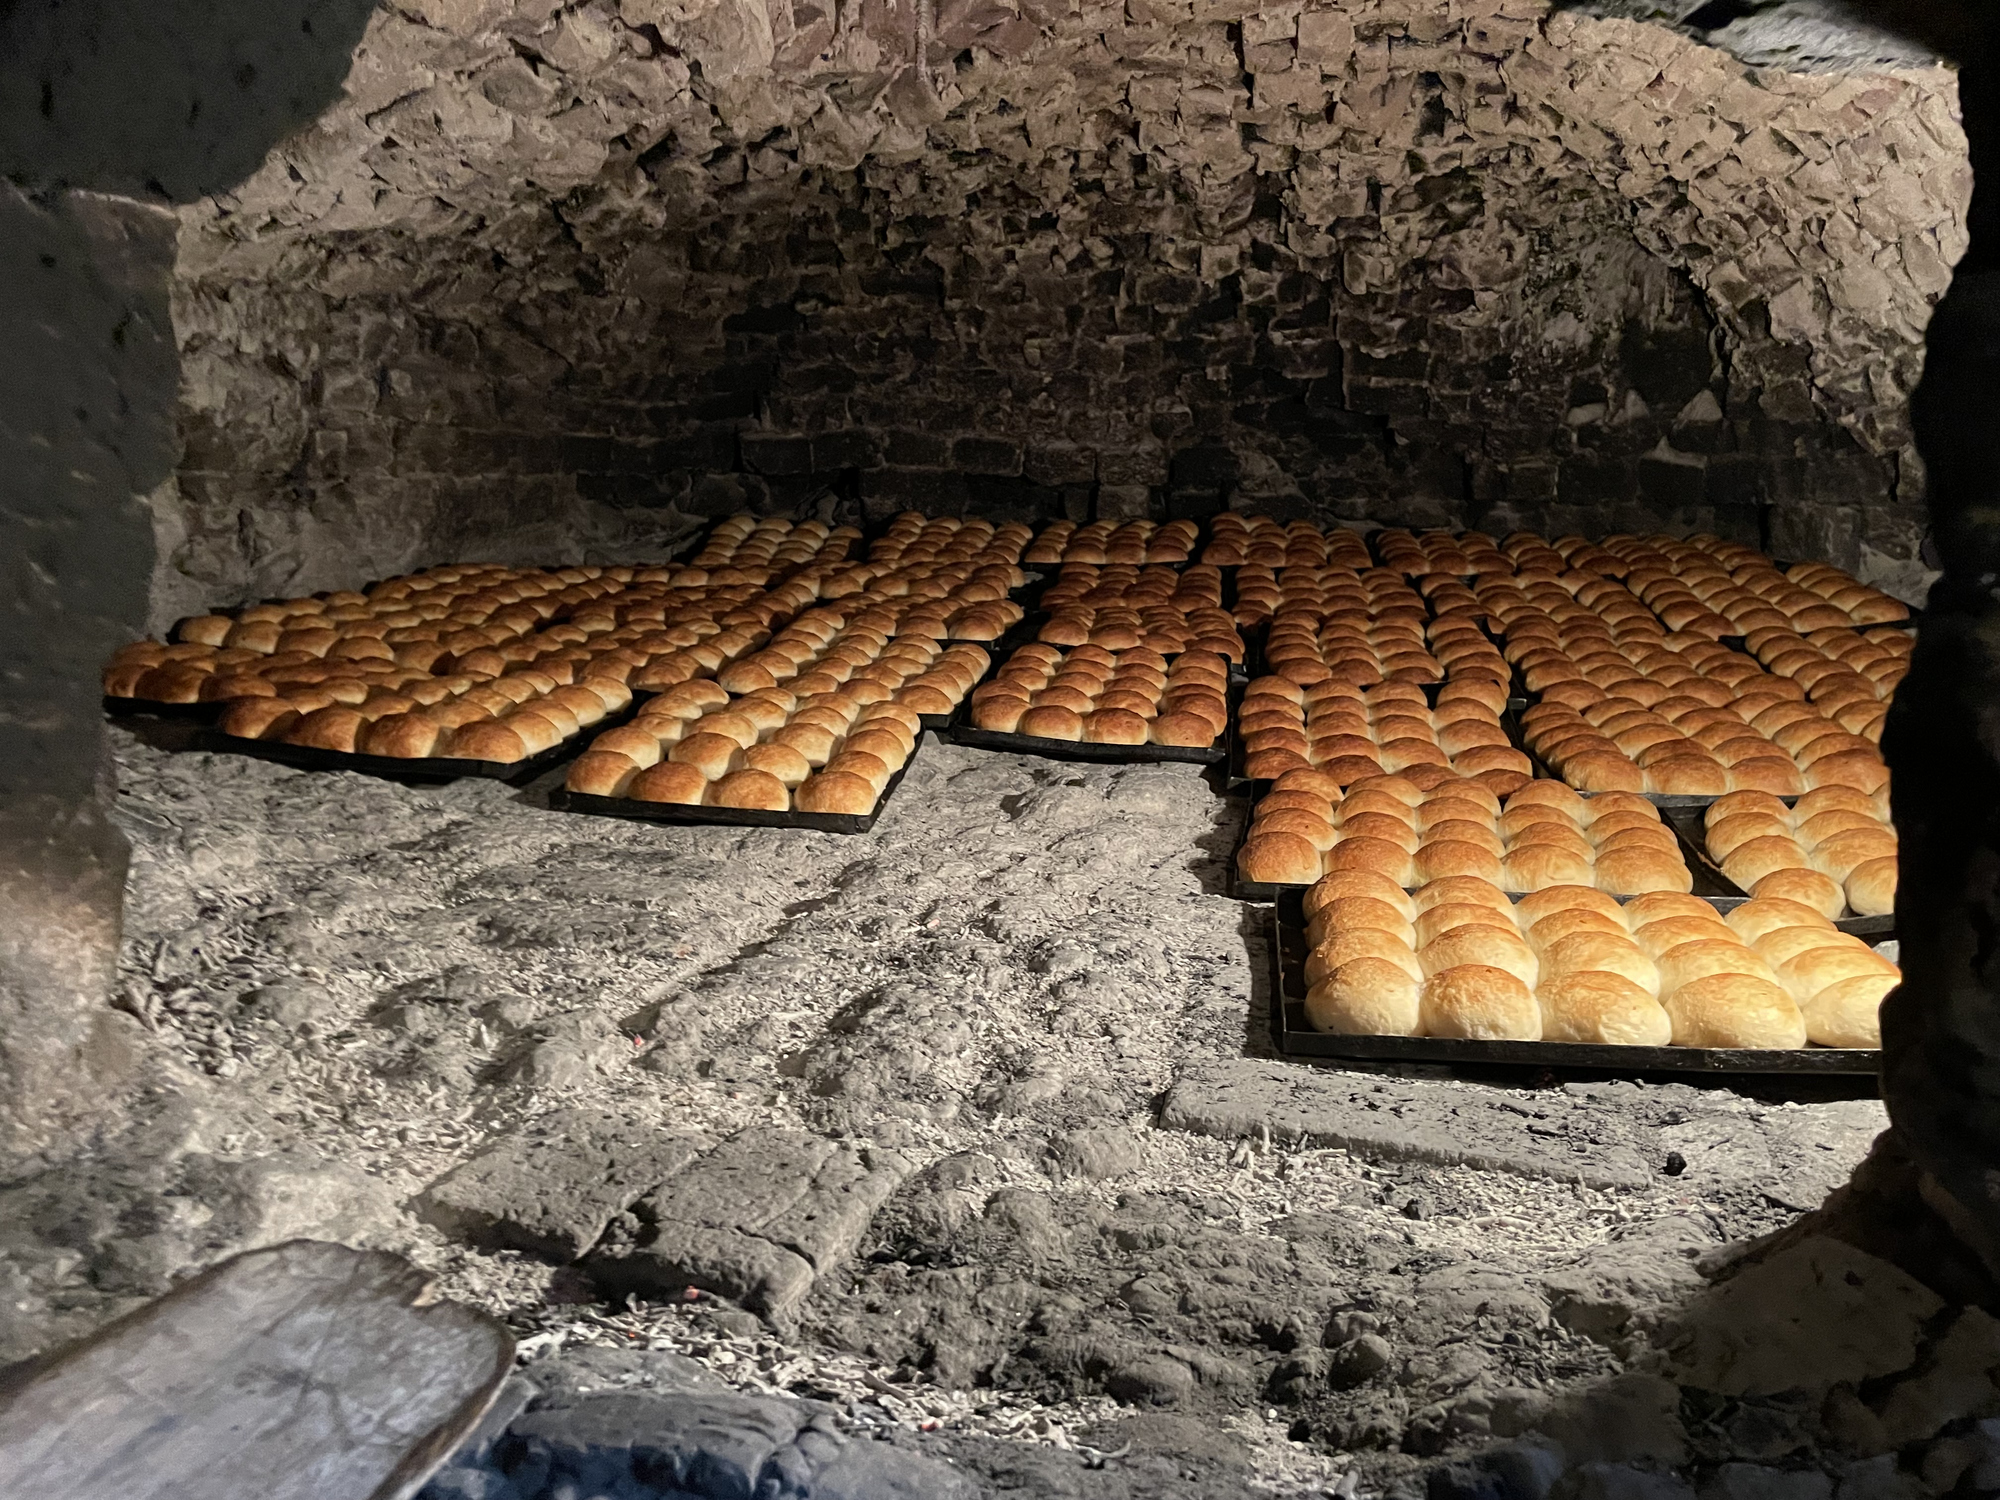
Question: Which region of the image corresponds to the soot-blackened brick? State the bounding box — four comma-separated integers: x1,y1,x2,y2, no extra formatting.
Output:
739,433,813,475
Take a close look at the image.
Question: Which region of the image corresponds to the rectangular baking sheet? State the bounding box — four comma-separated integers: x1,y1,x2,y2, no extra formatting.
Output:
103,695,227,722
1266,891,1879,1077
1660,805,1894,939
545,749,915,835
192,705,633,785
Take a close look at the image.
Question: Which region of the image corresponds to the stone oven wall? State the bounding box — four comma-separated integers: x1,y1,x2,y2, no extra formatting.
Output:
153,0,1969,625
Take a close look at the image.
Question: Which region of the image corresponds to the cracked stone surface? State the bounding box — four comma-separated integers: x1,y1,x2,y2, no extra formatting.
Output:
149,0,1966,627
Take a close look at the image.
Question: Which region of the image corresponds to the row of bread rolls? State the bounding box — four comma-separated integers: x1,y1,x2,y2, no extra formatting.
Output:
1042,562,1225,613
1522,676,1887,797
688,515,859,571
221,668,634,762
565,679,932,814
713,610,990,715
1747,625,1909,732
1202,514,1375,571
967,645,1228,746
1240,771,1692,895
1702,787,1897,917
1037,603,1245,661
1469,573,1664,643
1231,565,1427,630
1263,612,1442,688
867,513,1034,568
1025,519,1198,566
1237,677,1529,790
1299,873,1894,1048
1596,535,1910,629
1372,528,1514,580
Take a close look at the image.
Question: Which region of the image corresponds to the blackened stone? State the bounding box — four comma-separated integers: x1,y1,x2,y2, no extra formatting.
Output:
1171,444,1240,490
1623,321,1716,415
724,302,804,335
1638,452,1707,511
952,436,1022,475
881,429,951,467
739,433,813,475
810,430,881,470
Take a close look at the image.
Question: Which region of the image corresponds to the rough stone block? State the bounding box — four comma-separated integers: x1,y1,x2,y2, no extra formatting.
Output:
418,1110,712,1263
952,435,1023,475
739,433,813,475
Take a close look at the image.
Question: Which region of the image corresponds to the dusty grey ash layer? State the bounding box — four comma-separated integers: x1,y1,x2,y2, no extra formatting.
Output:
0,728,1900,1496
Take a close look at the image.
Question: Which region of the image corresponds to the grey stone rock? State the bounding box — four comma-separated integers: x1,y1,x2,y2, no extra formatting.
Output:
1564,1465,1698,1500
586,1129,908,1317
1539,1374,1689,1467
1428,1438,1567,1500
1159,1062,1653,1190
1874,1307,2000,1445
1835,1456,1930,1500
1329,1334,1395,1389
417,1109,712,1262
505,1390,801,1496
1049,1126,1146,1181
1701,1465,1833,1500
1105,1353,1196,1407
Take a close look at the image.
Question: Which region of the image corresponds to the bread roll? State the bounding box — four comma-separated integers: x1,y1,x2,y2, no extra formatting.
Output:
220,698,302,741
1326,836,1415,886
1305,929,1425,987
971,697,1029,732
565,750,641,796
1663,973,1807,1049
1801,971,1894,1048
1507,780,1589,818
1413,840,1504,884
1707,813,1794,860
1019,704,1085,741
742,742,812,787
707,768,790,811
1527,907,1629,951
285,706,367,753
1151,711,1217,748
1539,971,1673,1046
1705,789,1791,828
1658,937,1778,992
1420,965,1542,1041
1303,869,1416,921
1754,924,1858,968
628,761,709,804
1541,932,1661,994
504,711,564,755
825,749,891,793
1084,708,1151,745
1412,876,1514,914
1337,812,1421,852
1514,884,1624,926
359,712,444,758
1750,866,1845,918
1239,831,1323,886
1793,784,1878,819
1776,944,1896,1000
795,770,879,815
1593,845,1693,896
1419,925,1537,986
670,732,745,779
1305,896,1417,948
1306,959,1423,1036
1810,827,1897,880
1725,897,1835,943
1500,844,1595,892
1846,855,1897,917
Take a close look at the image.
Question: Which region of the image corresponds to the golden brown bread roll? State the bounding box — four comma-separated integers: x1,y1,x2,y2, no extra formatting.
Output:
1750,866,1845,917
1704,789,1791,827
1658,937,1778,992
1151,711,1218,748
220,698,302,741
1326,836,1415,886
1019,704,1085,741
1421,964,1542,1040
1337,811,1421,851
1500,844,1595,893
286,706,368,753
177,615,237,648
1801,971,1894,1048
1753,924,1857,968
628,761,708,804
670,732,745,780
1663,972,1807,1049
590,725,666,767
1256,809,1337,851
1810,827,1897,880
359,712,444,758
1239,831,1324,886
1306,959,1423,1036
971,696,1029,732
1526,907,1629,951
744,742,812,787
504,711,565,755
1707,812,1794,859
1538,971,1673,1046
1303,869,1416,920
795,770,880,815
1776,943,1896,1000
442,719,528,762
1413,840,1504,884
709,769,790,811
824,748,891,792
565,750,641,797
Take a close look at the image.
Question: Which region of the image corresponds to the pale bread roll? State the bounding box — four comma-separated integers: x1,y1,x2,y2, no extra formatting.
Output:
1303,870,1416,921
1420,965,1542,1041
1845,855,1897,917
1412,875,1514,914
1527,907,1629,952
1801,971,1895,1048
1776,944,1897,1000
1306,958,1422,1036
1538,971,1673,1046
1753,925,1860,967
1305,929,1425,987
1658,937,1778,991
1305,896,1417,948
1750,866,1845,918
1419,926,1537,987
1541,932,1660,995
1500,844,1595,893
1415,902,1518,948
1724,897,1836,943
1663,973,1807,1049
1631,913,1732,958
1513,884,1624,927
1593,845,1693,896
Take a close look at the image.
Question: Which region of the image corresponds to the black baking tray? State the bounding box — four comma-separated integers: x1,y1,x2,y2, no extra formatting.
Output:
103,695,226,722
192,705,631,785
948,715,1229,766
1661,805,1895,938
546,748,917,835
1266,890,1880,1076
